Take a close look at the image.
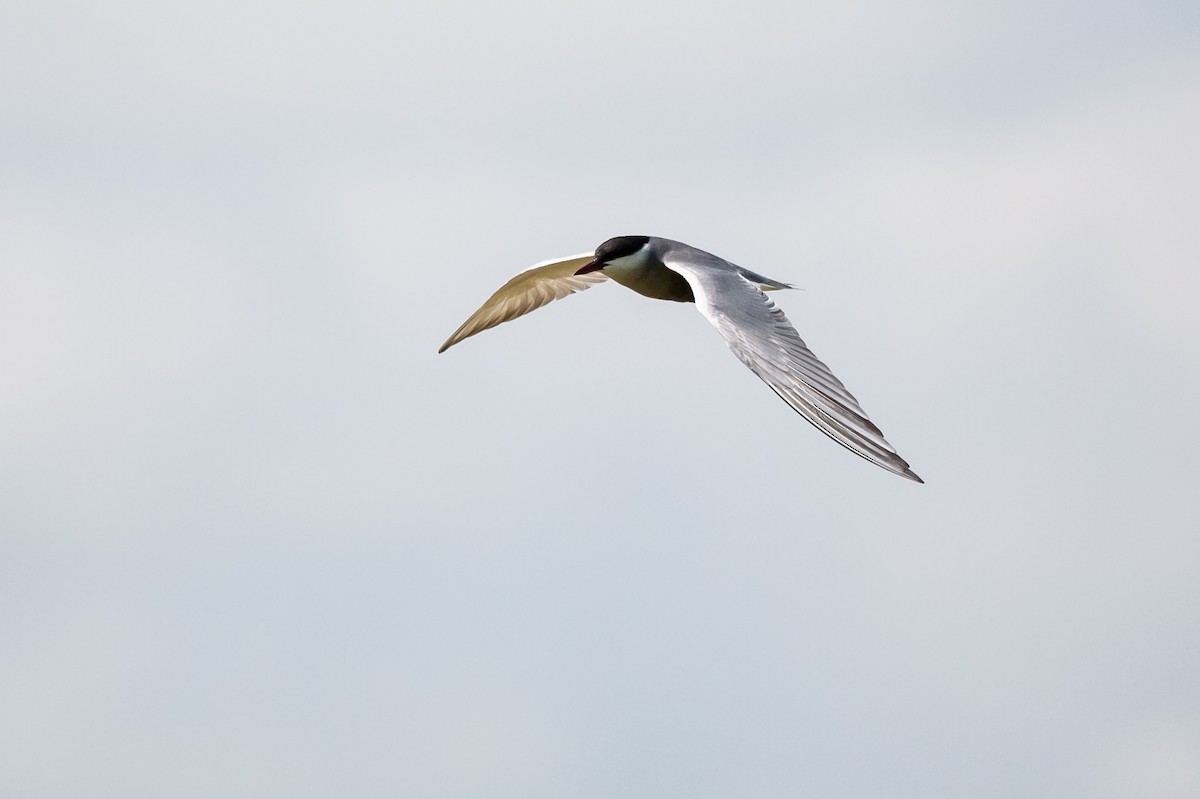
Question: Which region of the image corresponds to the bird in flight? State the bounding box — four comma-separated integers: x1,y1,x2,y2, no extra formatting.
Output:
439,236,922,482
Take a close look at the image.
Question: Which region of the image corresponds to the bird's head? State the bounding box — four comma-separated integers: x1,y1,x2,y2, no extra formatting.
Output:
575,235,652,276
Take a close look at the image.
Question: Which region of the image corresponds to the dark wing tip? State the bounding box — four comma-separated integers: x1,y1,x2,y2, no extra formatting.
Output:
438,327,469,353
885,450,923,483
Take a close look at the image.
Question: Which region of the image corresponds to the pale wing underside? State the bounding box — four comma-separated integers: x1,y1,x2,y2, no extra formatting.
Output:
662,255,922,482
439,253,604,353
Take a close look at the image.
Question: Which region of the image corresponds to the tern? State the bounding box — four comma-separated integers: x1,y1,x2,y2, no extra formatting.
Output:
439,236,922,482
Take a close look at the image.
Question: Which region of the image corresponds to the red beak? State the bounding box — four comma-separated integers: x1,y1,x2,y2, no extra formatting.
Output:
575,259,603,275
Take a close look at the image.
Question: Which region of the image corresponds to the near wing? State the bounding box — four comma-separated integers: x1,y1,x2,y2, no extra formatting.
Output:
661,255,923,482
438,253,604,353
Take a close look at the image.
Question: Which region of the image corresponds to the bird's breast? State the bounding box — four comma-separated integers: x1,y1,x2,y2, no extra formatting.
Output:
607,262,695,303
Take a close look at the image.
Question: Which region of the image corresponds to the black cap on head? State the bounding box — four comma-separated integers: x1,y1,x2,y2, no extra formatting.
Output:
594,235,649,263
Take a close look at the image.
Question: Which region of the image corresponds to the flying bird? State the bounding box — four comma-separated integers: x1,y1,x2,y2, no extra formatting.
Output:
439,236,922,482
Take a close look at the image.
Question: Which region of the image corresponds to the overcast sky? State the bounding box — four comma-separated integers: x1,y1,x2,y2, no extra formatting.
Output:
2,1,1199,797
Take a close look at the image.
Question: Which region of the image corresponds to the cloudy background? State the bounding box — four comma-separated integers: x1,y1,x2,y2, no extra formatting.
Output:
2,1,1198,796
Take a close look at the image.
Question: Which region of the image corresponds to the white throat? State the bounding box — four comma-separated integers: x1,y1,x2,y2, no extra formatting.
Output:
601,248,652,280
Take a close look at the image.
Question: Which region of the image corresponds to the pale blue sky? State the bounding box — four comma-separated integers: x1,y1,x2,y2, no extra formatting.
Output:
2,1,1199,797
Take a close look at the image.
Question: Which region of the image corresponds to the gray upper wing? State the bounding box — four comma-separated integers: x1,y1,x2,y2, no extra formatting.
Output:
661,253,922,482
439,253,604,353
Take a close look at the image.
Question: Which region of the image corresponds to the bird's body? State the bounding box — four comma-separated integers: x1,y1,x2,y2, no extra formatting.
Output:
439,236,922,483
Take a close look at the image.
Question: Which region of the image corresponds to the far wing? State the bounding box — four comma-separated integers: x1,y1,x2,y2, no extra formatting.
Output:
438,253,603,353
662,254,922,482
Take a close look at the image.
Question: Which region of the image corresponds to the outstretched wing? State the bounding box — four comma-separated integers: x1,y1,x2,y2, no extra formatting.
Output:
438,253,604,353
661,254,922,482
